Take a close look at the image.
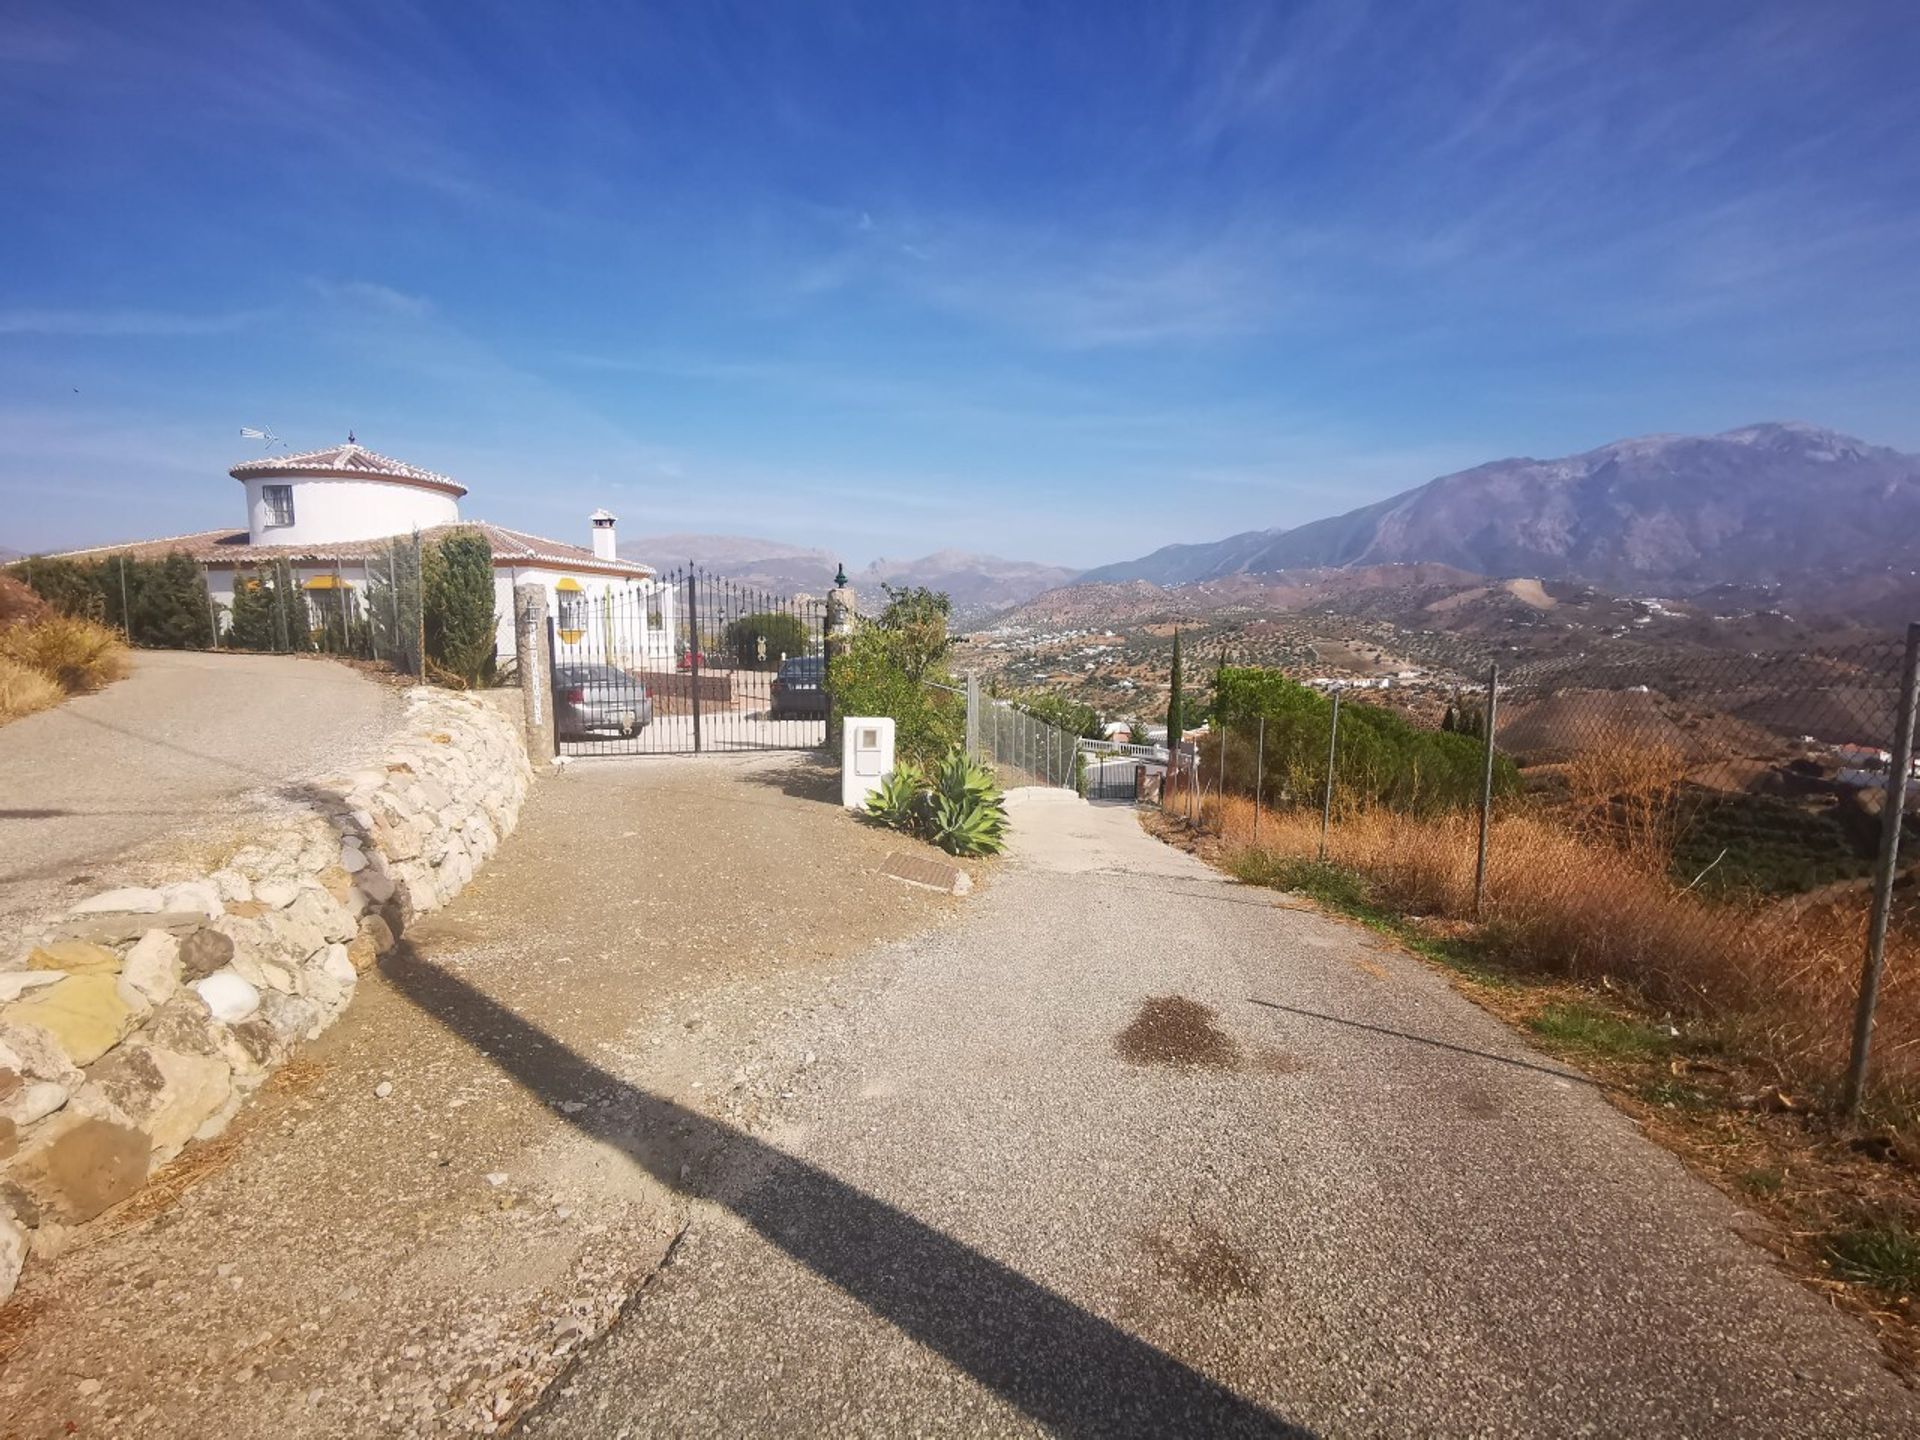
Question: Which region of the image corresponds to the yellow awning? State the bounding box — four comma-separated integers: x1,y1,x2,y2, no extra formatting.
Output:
303,575,353,590
555,577,584,592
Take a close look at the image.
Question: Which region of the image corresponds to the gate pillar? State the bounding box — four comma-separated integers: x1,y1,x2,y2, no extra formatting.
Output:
514,583,557,767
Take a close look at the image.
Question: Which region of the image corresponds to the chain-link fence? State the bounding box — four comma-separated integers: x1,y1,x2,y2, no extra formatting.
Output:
967,684,1083,788
1175,632,1920,1111
214,535,427,674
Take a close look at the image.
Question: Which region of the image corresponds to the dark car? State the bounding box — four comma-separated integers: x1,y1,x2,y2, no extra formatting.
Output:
768,656,828,719
555,663,653,738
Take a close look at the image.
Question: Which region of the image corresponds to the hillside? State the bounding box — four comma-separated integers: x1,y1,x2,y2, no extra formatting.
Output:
622,534,1074,620
1083,423,1920,593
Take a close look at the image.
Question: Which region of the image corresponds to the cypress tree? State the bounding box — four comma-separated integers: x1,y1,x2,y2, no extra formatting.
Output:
1167,626,1184,742
227,569,277,650
423,528,497,686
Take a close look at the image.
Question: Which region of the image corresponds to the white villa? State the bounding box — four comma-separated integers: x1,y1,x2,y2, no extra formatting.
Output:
50,440,673,663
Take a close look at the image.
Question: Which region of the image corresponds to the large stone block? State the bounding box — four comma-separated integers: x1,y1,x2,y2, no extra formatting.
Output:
1,1204,23,1306
0,1111,150,1226
27,941,122,976
70,887,165,916
177,926,236,981
75,1043,231,1158
0,1022,83,1087
2,974,137,1067
120,930,181,1008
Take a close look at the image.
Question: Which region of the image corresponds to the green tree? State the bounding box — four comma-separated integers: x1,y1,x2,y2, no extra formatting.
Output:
724,610,811,670
423,528,497,685
872,584,953,682
1211,665,1517,816
134,553,217,649
226,570,279,650
828,585,963,765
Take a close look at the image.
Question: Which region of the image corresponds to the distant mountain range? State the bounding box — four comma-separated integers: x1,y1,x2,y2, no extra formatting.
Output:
1082,423,1920,595
621,534,1076,621
625,423,1920,632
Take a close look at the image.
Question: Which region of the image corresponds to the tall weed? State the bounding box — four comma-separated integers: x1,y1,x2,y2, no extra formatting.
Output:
0,614,129,694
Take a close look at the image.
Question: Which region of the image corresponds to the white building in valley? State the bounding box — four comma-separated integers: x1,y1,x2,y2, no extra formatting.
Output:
51,440,673,663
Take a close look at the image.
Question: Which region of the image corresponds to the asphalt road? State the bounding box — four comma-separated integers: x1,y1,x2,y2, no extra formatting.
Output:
0,649,400,935
525,790,1920,1437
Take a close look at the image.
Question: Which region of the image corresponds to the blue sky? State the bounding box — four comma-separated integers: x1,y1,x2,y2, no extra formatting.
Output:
2,1,1917,568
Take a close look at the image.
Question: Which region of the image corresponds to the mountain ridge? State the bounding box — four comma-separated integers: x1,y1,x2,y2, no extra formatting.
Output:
1081,422,1920,592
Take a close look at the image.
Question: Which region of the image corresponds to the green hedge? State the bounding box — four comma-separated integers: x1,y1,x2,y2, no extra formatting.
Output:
1210,666,1518,816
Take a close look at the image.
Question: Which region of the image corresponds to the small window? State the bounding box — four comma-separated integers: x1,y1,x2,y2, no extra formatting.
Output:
262,484,295,527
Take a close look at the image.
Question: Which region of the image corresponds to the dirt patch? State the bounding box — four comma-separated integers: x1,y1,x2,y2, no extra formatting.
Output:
1141,1221,1263,1301
1117,996,1242,1069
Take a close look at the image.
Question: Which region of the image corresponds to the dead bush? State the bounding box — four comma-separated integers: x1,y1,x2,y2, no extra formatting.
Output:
0,613,129,694
0,654,65,724
1196,789,1919,1113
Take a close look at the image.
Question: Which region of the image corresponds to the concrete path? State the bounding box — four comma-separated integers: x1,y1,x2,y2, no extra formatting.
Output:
0,650,401,935
526,791,1920,1436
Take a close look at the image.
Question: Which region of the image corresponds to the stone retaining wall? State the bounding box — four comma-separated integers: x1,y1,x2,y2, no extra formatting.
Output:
0,687,532,1300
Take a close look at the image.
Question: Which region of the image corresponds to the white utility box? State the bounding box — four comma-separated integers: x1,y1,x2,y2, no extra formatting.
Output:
841,716,897,810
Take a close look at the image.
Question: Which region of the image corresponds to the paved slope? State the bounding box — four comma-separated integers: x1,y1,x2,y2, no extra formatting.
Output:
0,650,401,934
526,792,1918,1436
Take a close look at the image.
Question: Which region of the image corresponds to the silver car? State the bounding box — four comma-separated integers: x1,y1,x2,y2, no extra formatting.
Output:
556,663,654,738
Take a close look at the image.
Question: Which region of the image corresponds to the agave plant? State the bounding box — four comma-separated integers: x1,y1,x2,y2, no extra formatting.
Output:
925,750,1008,855
864,763,927,832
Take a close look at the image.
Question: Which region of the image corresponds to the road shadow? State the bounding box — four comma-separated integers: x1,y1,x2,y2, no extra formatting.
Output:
734,754,844,805
381,944,1309,1437
1247,997,1601,1088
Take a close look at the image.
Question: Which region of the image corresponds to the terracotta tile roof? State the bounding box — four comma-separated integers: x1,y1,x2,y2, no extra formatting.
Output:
42,523,656,579
228,443,467,498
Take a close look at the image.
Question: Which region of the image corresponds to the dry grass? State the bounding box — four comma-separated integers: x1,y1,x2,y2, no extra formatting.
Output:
1202,790,1920,1115
0,612,130,695
0,653,65,723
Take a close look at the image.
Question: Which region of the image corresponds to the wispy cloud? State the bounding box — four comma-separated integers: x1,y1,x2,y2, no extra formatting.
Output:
306,279,434,318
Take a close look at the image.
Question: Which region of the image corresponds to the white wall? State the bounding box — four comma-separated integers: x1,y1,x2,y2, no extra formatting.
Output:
491,566,675,666
243,475,458,547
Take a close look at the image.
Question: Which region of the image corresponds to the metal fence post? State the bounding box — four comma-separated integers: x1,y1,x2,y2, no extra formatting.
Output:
686,567,703,753
1253,715,1266,844
1474,663,1501,917
965,672,980,760
204,574,220,649
1319,688,1342,861
117,553,131,639
1843,622,1920,1116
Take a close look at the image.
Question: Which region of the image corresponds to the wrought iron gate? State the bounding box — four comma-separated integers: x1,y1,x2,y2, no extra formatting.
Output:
549,565,829,756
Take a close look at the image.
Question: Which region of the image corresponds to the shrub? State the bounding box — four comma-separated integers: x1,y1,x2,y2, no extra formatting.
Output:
1004,688,1102,739
9,551,215,648
423,529,496,686
0,655,64,724
724,611,812,670
862,749,1008,856
1204,789,1920,1113
1211,665,1518,816
0,614,129,693
829,586,963,766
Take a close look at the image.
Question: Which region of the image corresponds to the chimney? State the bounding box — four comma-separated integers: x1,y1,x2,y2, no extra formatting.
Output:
589,508,617,562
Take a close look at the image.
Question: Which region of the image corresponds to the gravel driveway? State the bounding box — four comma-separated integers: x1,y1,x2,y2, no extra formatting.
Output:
0,650,402,936
0,752,965,1436
527,791,1920,1437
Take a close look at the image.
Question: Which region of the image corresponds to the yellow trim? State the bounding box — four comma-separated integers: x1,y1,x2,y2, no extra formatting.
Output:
303,575,353,590
554,576,584,592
